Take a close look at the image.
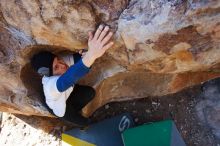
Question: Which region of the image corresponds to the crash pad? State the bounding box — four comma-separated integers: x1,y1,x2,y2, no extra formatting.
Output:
62,113,134,146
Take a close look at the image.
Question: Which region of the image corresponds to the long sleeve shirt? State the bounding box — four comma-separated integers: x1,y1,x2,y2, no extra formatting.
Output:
56,59,90,92
42,53,90,117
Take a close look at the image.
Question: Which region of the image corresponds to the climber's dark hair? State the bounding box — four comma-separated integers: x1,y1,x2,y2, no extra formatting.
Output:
31,51,56,76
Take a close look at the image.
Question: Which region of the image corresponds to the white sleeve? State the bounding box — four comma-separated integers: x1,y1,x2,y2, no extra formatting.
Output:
42,76,73,117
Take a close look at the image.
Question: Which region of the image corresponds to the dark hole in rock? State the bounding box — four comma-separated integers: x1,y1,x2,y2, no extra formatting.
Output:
20,63,45,104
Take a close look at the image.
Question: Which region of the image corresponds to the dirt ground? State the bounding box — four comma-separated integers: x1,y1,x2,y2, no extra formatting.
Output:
91,84,220,146
1,80,220,146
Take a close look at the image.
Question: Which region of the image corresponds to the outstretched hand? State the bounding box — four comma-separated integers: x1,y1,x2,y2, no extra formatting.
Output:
82,25,114,67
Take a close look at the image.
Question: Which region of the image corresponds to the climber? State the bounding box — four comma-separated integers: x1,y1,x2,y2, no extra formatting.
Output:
30,25,114,126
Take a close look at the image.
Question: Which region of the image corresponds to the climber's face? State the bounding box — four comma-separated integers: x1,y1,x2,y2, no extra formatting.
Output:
52,57,69,76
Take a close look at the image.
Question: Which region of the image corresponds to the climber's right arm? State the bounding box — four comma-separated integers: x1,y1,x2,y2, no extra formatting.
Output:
82,24,114,67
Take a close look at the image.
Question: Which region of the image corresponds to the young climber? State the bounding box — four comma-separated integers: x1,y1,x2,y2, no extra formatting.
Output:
31,25,114,126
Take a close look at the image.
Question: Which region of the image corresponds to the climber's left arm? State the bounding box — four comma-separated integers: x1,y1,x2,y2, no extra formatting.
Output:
56,59,90,92
56,24,114,92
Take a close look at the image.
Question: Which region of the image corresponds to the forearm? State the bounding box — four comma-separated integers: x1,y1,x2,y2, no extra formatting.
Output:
82,52,96,68
56,59,90,92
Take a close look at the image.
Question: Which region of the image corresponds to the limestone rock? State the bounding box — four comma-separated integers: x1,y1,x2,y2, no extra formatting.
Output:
0,0,219,117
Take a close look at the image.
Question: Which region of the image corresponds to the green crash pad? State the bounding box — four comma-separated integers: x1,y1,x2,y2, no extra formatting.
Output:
122,120,186,146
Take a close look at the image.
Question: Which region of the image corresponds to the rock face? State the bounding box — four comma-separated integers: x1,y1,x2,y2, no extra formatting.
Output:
0,113,66,146
196,78,220,139
0,0,219,117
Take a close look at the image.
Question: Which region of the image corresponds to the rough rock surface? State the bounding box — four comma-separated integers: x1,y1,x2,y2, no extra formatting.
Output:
196,78,220,140
0,0,219,117
0,113,66,146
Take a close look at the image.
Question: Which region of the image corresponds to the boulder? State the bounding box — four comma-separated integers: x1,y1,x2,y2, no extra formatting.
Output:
0,0,219,117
